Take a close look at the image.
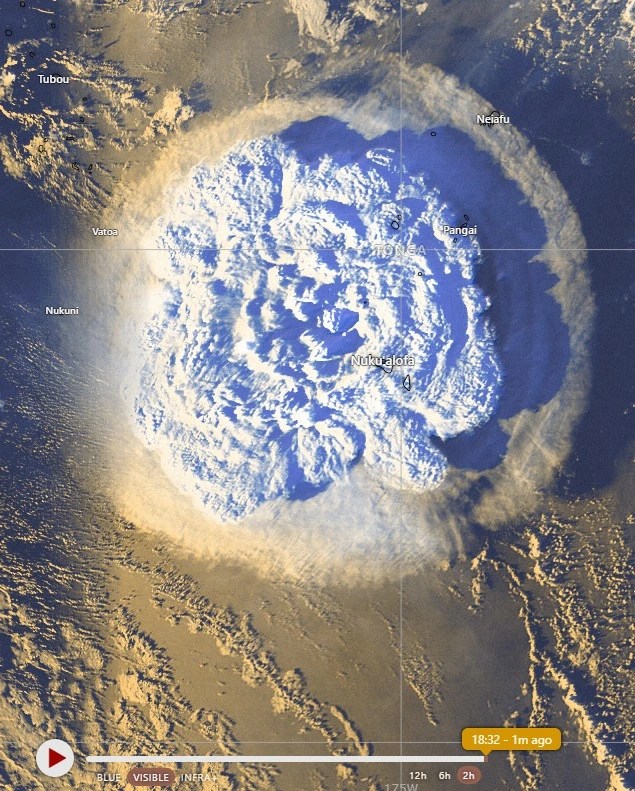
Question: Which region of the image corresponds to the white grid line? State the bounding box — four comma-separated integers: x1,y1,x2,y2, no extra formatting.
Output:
398,0,405,783
0,247,633,252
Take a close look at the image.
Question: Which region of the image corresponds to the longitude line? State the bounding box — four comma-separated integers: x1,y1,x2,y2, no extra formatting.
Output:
398,0,405,782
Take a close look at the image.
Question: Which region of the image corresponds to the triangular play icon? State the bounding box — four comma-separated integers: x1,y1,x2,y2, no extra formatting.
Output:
48,748,66,768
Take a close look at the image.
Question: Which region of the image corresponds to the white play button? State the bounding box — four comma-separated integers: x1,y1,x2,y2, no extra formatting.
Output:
36,739,75,777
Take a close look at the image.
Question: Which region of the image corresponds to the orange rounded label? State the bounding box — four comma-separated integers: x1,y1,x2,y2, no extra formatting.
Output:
462,727,561,755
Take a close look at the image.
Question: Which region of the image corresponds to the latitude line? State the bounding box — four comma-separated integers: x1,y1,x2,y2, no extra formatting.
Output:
0,247,633,252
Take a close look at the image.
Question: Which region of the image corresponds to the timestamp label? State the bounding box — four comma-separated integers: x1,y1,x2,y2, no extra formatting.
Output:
462,727,562,755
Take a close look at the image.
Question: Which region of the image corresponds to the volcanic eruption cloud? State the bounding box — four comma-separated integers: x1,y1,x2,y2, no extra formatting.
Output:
102,65,594,582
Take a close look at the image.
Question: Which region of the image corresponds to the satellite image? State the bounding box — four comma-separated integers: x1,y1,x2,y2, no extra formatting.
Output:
0,0,633,789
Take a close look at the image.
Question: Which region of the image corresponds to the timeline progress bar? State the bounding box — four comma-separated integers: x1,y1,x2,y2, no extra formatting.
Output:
86,755,485,764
